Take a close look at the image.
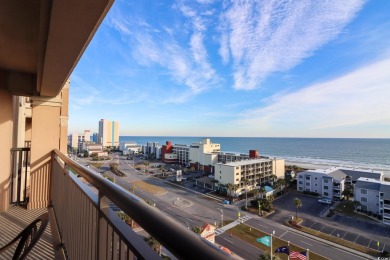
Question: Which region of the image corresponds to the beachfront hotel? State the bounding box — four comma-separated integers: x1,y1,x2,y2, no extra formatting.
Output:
296,167,384,200
98,119,120,147
214,158,285,196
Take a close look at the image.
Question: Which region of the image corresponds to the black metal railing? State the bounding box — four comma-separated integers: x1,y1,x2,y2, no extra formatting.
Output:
53,149,233,259
10,147,30,205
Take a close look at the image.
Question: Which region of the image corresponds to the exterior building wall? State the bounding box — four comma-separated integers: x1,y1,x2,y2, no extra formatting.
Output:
355,186,379,214
99,119,119,147
272,159,285,178
172,144,190,165
215,158,283,196
0,89,13,212
29,91,67,209
297,171,328,194
189,138,220,168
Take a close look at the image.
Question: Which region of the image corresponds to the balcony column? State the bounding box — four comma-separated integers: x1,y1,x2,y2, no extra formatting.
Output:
28,82,69,209
0,89,13,213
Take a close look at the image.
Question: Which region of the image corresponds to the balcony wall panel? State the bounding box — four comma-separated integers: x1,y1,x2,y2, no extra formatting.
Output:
0,90,13,213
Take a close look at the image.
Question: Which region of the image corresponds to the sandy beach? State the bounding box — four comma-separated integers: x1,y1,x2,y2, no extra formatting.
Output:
285,160,390,177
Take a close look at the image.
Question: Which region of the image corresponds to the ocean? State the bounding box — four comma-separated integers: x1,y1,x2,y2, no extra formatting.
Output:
119,136,390,176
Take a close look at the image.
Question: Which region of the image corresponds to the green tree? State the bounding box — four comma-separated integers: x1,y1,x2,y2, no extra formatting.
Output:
243,179,249,209
226,183,233,198
191,226,202,234
259,252,281,260
293,198,302,219
342,188,353,200
259,187,266,199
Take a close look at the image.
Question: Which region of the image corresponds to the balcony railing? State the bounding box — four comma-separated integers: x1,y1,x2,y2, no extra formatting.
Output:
10,147,30,205
50,149,231,259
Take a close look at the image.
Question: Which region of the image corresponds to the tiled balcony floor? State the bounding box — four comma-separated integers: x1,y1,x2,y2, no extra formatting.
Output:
0,206,55,259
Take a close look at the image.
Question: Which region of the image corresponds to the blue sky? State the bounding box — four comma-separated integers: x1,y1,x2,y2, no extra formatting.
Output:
69,0,390,138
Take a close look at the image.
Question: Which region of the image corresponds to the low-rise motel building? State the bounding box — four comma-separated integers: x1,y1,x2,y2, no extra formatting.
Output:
297,167,390,224
355,177,390,225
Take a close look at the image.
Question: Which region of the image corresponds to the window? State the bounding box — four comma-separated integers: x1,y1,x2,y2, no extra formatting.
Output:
306,176,311,180
298,187,303,191
236,167,239,169
306,183,310,186
315,184,317,186
324,192,328,196
298,181,303,185
324,186,328,190
361,197,367,202
324,179,329,183
220,176,221,179
361,189,367,194
315,177,317,180
236,178,239,181
315,190,318,192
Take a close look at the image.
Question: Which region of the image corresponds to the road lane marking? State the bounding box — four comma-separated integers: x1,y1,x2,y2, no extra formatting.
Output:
309,222,315,228
354,235,360,243
300,241,313,246
280,231,288,238
258,224,269,229
223,238,234,244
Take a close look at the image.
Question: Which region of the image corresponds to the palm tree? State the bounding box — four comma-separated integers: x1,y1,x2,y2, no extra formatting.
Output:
342,189,353,200
232,184,240,198
293,198,302,220
243,179,249,209
226,183,233,198
276,178,285,192
259,187,266,199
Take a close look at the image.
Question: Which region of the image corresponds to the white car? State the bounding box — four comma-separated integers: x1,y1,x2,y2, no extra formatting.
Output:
318,198,333,204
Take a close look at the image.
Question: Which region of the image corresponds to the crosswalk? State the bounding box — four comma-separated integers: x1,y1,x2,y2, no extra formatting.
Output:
215,215,252,236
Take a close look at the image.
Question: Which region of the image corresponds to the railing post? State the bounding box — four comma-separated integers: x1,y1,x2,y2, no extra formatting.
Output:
98,192,110,260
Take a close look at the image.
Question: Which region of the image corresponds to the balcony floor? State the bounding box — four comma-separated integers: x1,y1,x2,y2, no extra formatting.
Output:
0,206,55,259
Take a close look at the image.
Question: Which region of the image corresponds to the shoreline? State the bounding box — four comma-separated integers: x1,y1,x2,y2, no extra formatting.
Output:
285,160,390,177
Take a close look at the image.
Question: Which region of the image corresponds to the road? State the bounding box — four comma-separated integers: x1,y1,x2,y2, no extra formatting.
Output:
81,155,372,260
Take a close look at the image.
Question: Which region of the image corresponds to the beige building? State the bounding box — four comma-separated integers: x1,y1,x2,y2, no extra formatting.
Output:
214,158,285,196
189,138,220,171
98,119,119,147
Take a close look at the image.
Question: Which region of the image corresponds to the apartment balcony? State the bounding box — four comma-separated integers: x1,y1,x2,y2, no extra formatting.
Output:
383,204,390,210
2,149,230,259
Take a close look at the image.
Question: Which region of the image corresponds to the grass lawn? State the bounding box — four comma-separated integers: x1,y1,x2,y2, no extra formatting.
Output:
230,224,328,260
131,181,166,195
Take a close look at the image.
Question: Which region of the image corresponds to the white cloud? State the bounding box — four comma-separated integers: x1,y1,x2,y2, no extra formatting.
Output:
219,0,366,90
106,1,220,103
237,58,390,136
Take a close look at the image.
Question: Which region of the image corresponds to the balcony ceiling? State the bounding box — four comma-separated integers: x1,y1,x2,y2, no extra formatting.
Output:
0,0,114,97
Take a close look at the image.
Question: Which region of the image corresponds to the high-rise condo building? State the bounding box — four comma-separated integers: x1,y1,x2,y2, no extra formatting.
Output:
98,119,119,147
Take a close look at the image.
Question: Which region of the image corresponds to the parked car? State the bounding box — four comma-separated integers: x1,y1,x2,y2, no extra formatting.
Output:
318,198,333,204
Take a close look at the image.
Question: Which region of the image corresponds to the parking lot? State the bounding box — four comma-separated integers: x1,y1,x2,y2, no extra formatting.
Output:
270,191,390,253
